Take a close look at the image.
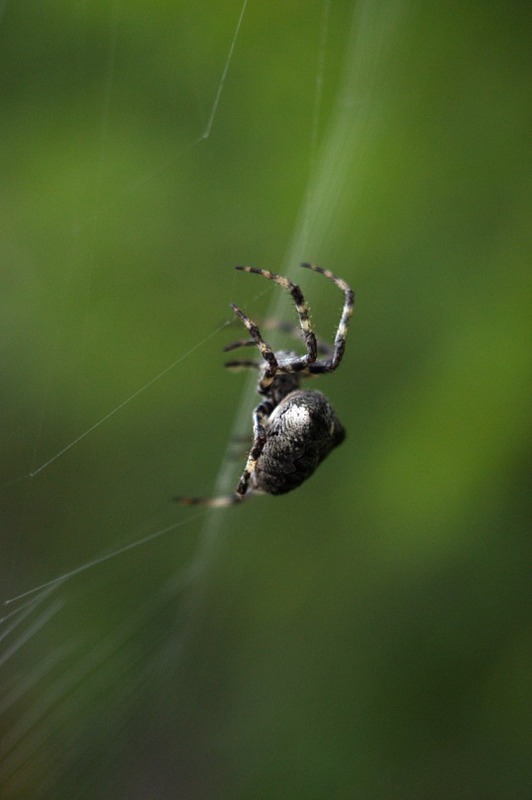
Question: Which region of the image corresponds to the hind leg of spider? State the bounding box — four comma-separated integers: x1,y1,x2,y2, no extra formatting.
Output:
235,266,317,370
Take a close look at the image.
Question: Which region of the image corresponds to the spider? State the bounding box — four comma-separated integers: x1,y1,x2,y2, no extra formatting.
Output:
176,263,355,507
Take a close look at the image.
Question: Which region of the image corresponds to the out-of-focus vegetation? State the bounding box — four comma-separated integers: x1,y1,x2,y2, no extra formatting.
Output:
1,2,530,799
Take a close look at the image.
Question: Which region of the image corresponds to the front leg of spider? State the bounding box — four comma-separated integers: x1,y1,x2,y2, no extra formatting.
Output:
175,263,354,508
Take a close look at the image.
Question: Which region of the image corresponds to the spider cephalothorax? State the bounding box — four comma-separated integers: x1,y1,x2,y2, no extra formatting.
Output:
177,263,354,507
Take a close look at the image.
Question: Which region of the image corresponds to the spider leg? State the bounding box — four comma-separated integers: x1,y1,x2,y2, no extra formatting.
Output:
224,320,330,375
224,321,329,354
174,493,244,508
300,263,355,372
230,303,278,371
262,318,334,357
224,359,260,370
235,266,317,370
235,398,273,498
223,338,256,352
229,302,280,392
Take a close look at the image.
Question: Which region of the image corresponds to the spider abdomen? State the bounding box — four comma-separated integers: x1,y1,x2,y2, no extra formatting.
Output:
252,389,345,495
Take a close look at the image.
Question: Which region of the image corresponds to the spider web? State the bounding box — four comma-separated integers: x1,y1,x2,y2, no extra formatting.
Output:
3,1,529,798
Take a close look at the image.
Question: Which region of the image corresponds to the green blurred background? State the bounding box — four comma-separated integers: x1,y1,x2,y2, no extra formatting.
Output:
1,2,530,798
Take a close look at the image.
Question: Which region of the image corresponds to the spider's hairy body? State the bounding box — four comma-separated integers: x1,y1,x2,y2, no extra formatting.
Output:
251,389,346,495
176,263,355,508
